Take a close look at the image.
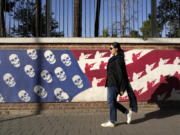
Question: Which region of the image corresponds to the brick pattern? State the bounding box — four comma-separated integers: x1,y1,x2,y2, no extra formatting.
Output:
1,101,180,113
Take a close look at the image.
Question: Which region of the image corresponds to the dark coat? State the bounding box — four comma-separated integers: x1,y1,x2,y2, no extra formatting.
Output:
105,54,138,112
105,54,129,92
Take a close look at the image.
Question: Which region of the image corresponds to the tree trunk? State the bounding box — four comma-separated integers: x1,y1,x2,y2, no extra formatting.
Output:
122,2,125,36
0,0,6,37
35,0,41,37
119,0,129,37
73,0,82,37
151,0,157,37
46,0,51,37
95,0,101,37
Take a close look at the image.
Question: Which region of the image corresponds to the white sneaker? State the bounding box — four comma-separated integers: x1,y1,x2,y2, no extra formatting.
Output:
127,110,132,124
101,121,115,127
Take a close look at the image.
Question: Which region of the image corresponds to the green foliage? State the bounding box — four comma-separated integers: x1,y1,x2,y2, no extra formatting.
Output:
103,29,109,37
112,32,117,37
101,29,118,37
140,20,151,38
11,0,63,37
140,17,161,38
166,20,180,37
129,30,141,38
157,0,180,37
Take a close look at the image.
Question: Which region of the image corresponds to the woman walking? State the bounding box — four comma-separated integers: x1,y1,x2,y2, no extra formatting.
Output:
101,42,137,128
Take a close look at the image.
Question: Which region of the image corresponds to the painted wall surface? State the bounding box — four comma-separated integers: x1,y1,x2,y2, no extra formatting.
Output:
0,49,180,103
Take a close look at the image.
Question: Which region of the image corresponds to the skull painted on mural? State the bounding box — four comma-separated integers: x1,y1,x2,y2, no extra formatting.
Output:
54,88,69,102
0,93,4,103
54,67,66,81
72,75,83,88
18,90,31,102
27,49,38,60
9,54,20,68
41,70,53,83
3,73,16,87
34,85,47,99
61,53,72,66
44,50,56,64
24,65,35,78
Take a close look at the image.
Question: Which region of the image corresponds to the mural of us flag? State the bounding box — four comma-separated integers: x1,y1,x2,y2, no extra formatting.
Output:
0,49,180,103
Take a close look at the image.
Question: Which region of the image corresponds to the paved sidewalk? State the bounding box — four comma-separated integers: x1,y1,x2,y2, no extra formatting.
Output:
0,109,180,135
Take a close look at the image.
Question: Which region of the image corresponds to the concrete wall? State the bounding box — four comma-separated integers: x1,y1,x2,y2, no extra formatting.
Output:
0,38,180,104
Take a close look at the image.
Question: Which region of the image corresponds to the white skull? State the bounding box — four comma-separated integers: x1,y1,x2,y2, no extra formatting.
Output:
72,75,83,88
54,67,66,81
41,70,53,83
18,90,31,102
27,49,38,60
61,53,72,66
44,50,56,64
34,85,47,98
3,73,16,87
54,88,69,102
9,54,20,68
0,93,5,103
24,65,35,78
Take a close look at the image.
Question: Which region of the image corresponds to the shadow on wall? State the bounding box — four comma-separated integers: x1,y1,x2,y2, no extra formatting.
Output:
0,42,46,122
150,76,180,103
173,47,180,50
33,40,46,115
132,76,180,124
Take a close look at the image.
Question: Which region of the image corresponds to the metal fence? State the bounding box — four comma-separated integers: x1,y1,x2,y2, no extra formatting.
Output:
0,0,179,38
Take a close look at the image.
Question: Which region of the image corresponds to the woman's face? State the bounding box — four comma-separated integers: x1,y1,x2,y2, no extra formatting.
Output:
110,45,118,56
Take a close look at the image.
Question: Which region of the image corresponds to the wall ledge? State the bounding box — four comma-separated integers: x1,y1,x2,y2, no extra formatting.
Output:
0,38,180,44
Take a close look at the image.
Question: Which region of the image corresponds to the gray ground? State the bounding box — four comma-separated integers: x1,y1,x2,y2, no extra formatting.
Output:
0,109,180,135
